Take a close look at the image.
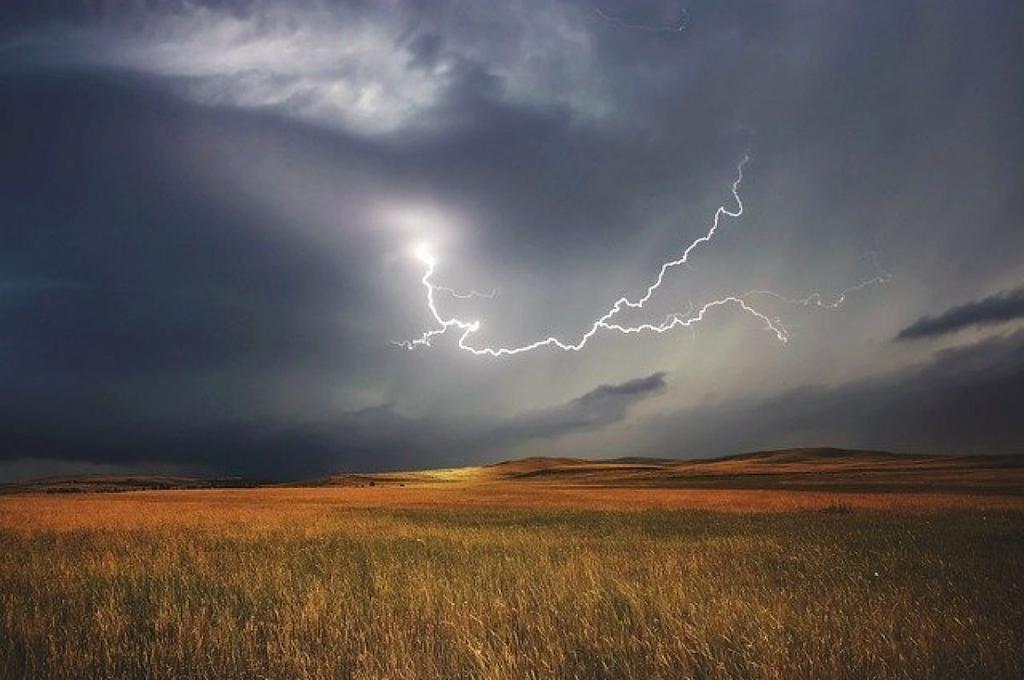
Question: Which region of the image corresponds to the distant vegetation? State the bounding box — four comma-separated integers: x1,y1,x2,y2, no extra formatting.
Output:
0,475,255,495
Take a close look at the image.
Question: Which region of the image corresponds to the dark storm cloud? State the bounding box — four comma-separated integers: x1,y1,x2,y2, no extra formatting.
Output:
1,0,1022,479
0,372,668,480
0,398,451,481
0,68,396,415
896,286,1024,341
639,330,1024,457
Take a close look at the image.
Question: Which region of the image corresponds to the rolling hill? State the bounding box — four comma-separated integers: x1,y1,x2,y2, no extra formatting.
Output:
315,447,1024,495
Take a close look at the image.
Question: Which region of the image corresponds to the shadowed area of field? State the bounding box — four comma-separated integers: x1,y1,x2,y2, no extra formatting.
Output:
0,475,256,495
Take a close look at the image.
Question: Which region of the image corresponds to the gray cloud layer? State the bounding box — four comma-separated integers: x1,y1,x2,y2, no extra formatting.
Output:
8,324,1021,482
1,0,1022,479
897,286,1024,340
0,371,668,480
494,372,667,443
636,330,1024,457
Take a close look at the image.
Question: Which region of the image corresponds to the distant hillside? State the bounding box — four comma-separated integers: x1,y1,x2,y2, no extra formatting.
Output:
309,448,1024,495
481,448,1024,494
5,448,1023,495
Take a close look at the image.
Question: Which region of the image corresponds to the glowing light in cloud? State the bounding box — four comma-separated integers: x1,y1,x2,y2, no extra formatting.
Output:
411,241,436,267
396,157,887,357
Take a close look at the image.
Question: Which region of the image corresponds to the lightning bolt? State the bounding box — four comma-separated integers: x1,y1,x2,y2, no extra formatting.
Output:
742,254,891,310
744,275,891,310
395,156,886,357
434,285,498,300
593,7,688,33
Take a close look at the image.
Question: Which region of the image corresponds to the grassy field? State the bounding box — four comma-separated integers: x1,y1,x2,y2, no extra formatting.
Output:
1,484,1022,679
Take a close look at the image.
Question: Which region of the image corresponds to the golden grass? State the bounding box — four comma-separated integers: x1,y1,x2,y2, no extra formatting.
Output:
1,488,1022,679
3,484,1021,534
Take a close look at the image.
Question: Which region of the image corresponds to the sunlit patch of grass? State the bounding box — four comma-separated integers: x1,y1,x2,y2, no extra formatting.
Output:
0,498,1022,679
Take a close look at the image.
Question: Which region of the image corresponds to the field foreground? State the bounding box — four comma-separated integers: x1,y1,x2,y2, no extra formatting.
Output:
2,452,1023,679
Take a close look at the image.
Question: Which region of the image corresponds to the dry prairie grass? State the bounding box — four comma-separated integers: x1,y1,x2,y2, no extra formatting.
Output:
1,489,1022,679
3,483,1023,535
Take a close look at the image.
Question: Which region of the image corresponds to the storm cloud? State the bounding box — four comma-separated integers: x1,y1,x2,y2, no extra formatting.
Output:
1,0,1022,479
493,372,667,443
896,286,1024,341
637,330,1024,458
0,372,669,480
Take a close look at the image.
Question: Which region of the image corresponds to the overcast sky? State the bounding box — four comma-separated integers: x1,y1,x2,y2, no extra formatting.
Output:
1,0,1022,480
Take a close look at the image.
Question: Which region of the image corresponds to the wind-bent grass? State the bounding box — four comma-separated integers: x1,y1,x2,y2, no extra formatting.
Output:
1,502,1022,679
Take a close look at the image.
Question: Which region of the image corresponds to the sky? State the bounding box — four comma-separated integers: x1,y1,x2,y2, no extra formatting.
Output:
1,0,1022,480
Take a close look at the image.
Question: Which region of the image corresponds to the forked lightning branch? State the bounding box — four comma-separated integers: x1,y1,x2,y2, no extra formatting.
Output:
396,157,888,357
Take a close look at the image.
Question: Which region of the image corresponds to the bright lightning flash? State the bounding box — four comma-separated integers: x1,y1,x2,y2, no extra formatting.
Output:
395,157,887,357
411,241,436,267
